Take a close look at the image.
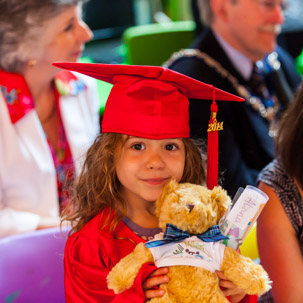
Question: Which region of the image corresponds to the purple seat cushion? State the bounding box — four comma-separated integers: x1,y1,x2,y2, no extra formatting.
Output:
0,227,69,303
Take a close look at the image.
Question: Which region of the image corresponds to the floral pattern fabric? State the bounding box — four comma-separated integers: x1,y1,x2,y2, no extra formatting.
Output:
0,69,86,212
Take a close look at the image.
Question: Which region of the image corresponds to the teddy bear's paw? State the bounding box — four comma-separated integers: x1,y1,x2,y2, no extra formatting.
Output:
107,266,136,294
246,268,272,296
222,247,272,297
231,263,272,296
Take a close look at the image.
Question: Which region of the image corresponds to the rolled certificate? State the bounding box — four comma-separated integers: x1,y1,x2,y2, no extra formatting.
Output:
219,185,268,250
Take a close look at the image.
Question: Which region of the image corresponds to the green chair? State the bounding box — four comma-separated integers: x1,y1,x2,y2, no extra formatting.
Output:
163,0,193,22
122,20,196,66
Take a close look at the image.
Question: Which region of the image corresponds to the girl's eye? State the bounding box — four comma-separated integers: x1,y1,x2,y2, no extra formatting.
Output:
165,144,178,151
131,143,145,150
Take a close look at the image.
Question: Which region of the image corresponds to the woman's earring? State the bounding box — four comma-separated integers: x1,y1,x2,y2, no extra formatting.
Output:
28,59,37,67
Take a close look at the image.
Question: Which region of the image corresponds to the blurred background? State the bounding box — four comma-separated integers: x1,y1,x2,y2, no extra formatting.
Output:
82,0,303,65
82,0,194,64
80,0,303,114
2,1,303,302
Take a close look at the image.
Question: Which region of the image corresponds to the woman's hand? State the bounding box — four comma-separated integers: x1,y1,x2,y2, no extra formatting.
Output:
217,271,246,303
142,267,169,300
37,216,61,230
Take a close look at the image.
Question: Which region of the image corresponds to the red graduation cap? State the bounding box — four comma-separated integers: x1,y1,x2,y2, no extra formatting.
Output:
53,62,244,189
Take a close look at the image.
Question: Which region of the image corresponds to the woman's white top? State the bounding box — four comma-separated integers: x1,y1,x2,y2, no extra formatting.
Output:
0,70,100,237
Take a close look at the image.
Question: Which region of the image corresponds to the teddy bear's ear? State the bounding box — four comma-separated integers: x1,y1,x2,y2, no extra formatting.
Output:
155,179,179,217
210,186,231,219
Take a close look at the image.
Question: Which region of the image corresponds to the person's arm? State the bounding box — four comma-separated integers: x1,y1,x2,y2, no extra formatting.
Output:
142,267,169,299
257,182,303,303
217,271,246,302
65,232,252,303
0,109,41,237
0,171,58,237
64,233,157,303
0,208,39,237
143,268,252,302
0,176,60,237
0,99,61,237
0,207,62,237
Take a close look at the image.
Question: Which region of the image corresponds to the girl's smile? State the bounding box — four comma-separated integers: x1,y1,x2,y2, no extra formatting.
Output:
140,177,170,185
116,136,185,209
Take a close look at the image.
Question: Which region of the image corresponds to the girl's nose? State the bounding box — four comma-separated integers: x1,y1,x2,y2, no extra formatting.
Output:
146,153,165,170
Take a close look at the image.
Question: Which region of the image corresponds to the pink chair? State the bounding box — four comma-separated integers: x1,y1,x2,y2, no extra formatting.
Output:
0,227,69,303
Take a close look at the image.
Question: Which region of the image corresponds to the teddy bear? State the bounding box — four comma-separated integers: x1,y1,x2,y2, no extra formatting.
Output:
107,180,271,302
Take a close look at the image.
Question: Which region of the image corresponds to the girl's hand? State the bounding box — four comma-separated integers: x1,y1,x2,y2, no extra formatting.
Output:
217,271,246,303
142,267,169,299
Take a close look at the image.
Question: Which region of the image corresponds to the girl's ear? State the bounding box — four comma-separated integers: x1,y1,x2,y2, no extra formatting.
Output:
155,179,178,217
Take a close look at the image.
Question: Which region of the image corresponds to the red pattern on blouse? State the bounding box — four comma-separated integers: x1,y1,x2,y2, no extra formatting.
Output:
0,69,86,212
46,86,75,212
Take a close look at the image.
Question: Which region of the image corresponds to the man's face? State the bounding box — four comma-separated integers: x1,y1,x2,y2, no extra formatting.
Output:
221,0,285,61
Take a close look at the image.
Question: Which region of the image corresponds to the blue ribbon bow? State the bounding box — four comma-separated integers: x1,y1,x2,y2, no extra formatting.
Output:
145,224,228,248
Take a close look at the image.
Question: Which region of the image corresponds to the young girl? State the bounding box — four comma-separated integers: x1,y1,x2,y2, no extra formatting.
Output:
56,62,255,303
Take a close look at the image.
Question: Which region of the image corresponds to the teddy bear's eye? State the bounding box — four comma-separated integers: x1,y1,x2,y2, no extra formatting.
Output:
187,204,195,212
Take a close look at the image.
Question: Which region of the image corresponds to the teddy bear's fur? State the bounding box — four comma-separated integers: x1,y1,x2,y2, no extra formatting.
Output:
107,180,271,302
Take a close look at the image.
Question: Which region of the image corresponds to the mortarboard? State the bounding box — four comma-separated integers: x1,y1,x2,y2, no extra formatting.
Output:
53,62,244,189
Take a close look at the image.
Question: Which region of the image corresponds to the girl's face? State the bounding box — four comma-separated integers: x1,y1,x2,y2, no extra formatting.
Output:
116,136,185,209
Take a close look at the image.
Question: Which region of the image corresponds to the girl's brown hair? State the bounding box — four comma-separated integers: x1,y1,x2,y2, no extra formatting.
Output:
275,84,303,189
62,133,206,233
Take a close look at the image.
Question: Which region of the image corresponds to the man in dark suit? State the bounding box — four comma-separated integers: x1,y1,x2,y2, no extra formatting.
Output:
166,0,301,197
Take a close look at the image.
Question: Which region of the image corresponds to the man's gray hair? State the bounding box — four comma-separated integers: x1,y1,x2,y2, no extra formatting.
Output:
0,0,84,73
197,0,213,27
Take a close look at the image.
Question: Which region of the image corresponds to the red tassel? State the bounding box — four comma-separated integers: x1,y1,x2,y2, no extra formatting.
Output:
207,88,223,189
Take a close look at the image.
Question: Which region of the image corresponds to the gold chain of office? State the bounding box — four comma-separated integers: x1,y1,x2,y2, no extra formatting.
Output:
163,49,279,128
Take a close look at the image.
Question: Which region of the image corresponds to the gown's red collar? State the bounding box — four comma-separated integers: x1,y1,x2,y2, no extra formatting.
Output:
0,70,86,124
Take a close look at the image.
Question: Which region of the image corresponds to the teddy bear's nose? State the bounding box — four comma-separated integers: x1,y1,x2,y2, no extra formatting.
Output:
187,204,195,212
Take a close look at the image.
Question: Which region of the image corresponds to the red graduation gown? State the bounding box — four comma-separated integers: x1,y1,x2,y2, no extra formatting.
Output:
64,207,257,302
64,208,157,302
